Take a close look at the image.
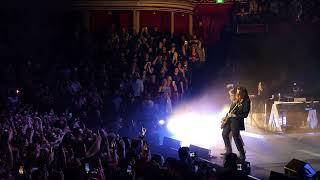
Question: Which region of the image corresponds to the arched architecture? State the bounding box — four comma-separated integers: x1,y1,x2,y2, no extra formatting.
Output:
72,0,196,34
72,0,233,44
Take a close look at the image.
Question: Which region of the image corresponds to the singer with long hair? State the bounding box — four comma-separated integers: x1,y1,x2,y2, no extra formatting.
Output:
222,86,251,161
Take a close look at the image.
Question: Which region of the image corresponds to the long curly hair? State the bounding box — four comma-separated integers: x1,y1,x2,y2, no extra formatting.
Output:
236,86,249,99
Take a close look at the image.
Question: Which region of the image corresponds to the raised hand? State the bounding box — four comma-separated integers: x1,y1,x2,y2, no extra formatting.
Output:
141,127,147,137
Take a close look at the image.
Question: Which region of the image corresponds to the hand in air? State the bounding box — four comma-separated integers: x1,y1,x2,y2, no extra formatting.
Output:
141,127,147,136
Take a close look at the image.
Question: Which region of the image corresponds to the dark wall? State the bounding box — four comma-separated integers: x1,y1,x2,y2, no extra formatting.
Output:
0,0,72,63
228,23,320,96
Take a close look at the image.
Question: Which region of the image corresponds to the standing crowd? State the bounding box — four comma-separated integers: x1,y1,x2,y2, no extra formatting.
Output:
0,27,233,180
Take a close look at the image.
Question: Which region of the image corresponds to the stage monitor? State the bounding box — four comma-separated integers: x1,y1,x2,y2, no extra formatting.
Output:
284,159,316,179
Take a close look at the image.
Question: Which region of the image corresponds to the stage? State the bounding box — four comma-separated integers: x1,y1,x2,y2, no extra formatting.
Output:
209,127,320,179
149,126,320,179
149,95,320,179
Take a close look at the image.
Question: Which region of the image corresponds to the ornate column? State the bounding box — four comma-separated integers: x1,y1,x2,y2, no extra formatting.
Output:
189,13,193,36
133,10,140,33
133,10,137,33
171,11,175,37
136,10,140,33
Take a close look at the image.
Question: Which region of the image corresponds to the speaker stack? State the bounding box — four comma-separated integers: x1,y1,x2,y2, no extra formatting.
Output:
189,144,211,159
162,136,181,150
270,159,318,180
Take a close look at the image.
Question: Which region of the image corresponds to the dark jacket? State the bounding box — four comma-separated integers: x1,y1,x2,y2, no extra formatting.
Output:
232,97,251,131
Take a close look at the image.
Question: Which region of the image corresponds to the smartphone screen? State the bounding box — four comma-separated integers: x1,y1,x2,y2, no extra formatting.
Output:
190,152,195,157
31,167,39,173
127,165,132,173
111,142,116,148
85,163,90,173
19,166,24,175
237,163,242,171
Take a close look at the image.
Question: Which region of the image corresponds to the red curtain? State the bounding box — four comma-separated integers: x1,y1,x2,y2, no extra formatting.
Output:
194,3,233,44
90,11,133,32
174,13,189,34
90,11,113,32
161,12,171,32
89,3,233,38
140,11,170,32
119,11,133,30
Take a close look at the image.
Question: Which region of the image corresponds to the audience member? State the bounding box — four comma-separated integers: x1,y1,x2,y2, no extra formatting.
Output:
0,26,239,180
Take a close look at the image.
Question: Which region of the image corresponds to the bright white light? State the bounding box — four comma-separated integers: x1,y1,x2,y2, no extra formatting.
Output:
219,105,230,120
167,112,223,149
158,119,166,125
241,131,265,139
166,104,232,149
166,103,265,149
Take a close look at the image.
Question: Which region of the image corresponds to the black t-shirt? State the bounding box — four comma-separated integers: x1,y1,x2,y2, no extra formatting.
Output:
172,73,183,93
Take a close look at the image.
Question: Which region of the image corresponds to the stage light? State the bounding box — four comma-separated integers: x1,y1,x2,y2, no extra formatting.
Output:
166,112,222,149
158,119,166,125
219,105,230,119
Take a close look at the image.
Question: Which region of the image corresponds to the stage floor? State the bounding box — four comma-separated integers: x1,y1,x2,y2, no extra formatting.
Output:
209,128,320,179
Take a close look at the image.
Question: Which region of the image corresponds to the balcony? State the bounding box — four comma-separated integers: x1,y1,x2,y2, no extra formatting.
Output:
72,0,196,14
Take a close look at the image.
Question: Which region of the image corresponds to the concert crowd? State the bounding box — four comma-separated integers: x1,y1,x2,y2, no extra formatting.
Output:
0,27,248,179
